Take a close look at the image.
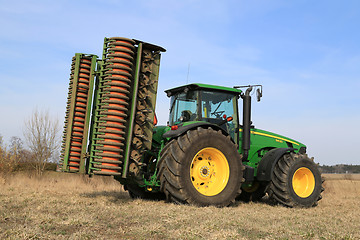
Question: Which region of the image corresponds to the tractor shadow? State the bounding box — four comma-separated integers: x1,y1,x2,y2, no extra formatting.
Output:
80,190,167,205
233,194,277,207
80,190,132,204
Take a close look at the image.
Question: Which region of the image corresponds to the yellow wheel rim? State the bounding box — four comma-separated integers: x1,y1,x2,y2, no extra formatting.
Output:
190,147,229,196
292,167,315,198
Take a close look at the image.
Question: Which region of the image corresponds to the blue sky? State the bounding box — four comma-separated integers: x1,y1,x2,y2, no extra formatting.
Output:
0,0,359,165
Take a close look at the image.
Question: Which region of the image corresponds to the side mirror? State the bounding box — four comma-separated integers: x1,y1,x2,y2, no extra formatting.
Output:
256,88,262,102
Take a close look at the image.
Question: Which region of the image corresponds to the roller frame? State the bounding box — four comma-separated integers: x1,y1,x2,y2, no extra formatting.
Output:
122,42,143,177
62,53,97,173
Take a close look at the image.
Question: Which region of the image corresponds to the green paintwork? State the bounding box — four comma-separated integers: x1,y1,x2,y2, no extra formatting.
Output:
79,54,98,174
122,83,308,191
85,38,165,178
122,43,143,177
87,51,107,175
61,53,97,173
154,122,305,176
87,58,103,175
61,54,81,172
137,122,307,191
141,50,161,150
152,125,170,144
240,127,306,175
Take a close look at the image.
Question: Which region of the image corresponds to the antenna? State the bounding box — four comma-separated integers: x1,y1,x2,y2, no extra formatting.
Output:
186,63,190,84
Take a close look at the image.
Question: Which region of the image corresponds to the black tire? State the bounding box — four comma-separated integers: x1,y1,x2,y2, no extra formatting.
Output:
237,182,266,202
157,127,244,207
267,152,324,207
125,184,165,201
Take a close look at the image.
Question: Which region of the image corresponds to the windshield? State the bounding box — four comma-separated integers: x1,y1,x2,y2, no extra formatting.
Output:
168,89,239,141
201,91,235,119
169,90,198,125
201,91,238,140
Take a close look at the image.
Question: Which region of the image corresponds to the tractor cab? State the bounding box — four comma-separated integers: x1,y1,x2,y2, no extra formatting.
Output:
165,83,243,141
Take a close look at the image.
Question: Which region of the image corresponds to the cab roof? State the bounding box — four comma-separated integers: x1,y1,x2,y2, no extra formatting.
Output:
165,83,243,97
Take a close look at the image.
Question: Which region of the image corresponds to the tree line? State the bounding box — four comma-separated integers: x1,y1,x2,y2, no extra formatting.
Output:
318,164,360,174
0,109,60,177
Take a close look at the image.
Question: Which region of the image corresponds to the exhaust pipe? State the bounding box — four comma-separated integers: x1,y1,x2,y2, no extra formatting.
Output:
241,86,252,161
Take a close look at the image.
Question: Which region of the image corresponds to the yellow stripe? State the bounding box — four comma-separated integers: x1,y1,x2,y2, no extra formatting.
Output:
239,129,299,146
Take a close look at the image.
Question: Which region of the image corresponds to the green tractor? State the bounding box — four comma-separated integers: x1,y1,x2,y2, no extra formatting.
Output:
125,83,323,207
60,37,323,208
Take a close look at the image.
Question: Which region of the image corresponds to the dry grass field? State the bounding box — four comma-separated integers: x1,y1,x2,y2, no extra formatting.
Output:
0,172,359,240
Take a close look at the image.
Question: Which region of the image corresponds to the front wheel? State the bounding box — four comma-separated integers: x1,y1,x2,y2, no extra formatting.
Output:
267,152,324,207
157,127,244,207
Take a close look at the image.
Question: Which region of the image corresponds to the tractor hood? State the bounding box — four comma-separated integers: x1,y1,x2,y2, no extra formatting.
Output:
247,127,306,151
155,125,307,152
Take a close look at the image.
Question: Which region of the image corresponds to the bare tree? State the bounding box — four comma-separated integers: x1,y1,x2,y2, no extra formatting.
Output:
9,136,23,164
23,109,60,176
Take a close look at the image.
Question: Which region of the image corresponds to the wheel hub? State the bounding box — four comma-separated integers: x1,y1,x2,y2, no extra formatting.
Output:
190,147,229,196
292,167,315,198
200,166,210,178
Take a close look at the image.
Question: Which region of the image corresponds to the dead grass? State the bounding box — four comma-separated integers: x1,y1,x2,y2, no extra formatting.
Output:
322,173,360,181
0,172,359,239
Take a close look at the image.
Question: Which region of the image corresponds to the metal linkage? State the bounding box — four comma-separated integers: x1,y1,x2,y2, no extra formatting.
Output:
89,37,136,176
60,53,97,173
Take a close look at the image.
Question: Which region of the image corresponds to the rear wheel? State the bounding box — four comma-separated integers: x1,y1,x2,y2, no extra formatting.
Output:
267,152,323,207
157,127,244,207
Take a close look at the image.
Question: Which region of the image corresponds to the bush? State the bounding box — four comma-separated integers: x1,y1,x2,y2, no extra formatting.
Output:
0,136,19,176
0,135,58,176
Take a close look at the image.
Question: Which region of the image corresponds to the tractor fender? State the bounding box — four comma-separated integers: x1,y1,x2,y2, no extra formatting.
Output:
162,122,229,140
256,148,296,181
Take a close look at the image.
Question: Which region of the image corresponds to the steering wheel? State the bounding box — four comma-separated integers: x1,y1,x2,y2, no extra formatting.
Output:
211,110,225,118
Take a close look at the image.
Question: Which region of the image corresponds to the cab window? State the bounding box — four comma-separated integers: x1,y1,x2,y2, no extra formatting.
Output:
169,91,198,125
201,91,238,140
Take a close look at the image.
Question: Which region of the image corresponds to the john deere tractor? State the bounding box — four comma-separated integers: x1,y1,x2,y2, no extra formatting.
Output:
60,37,323,207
